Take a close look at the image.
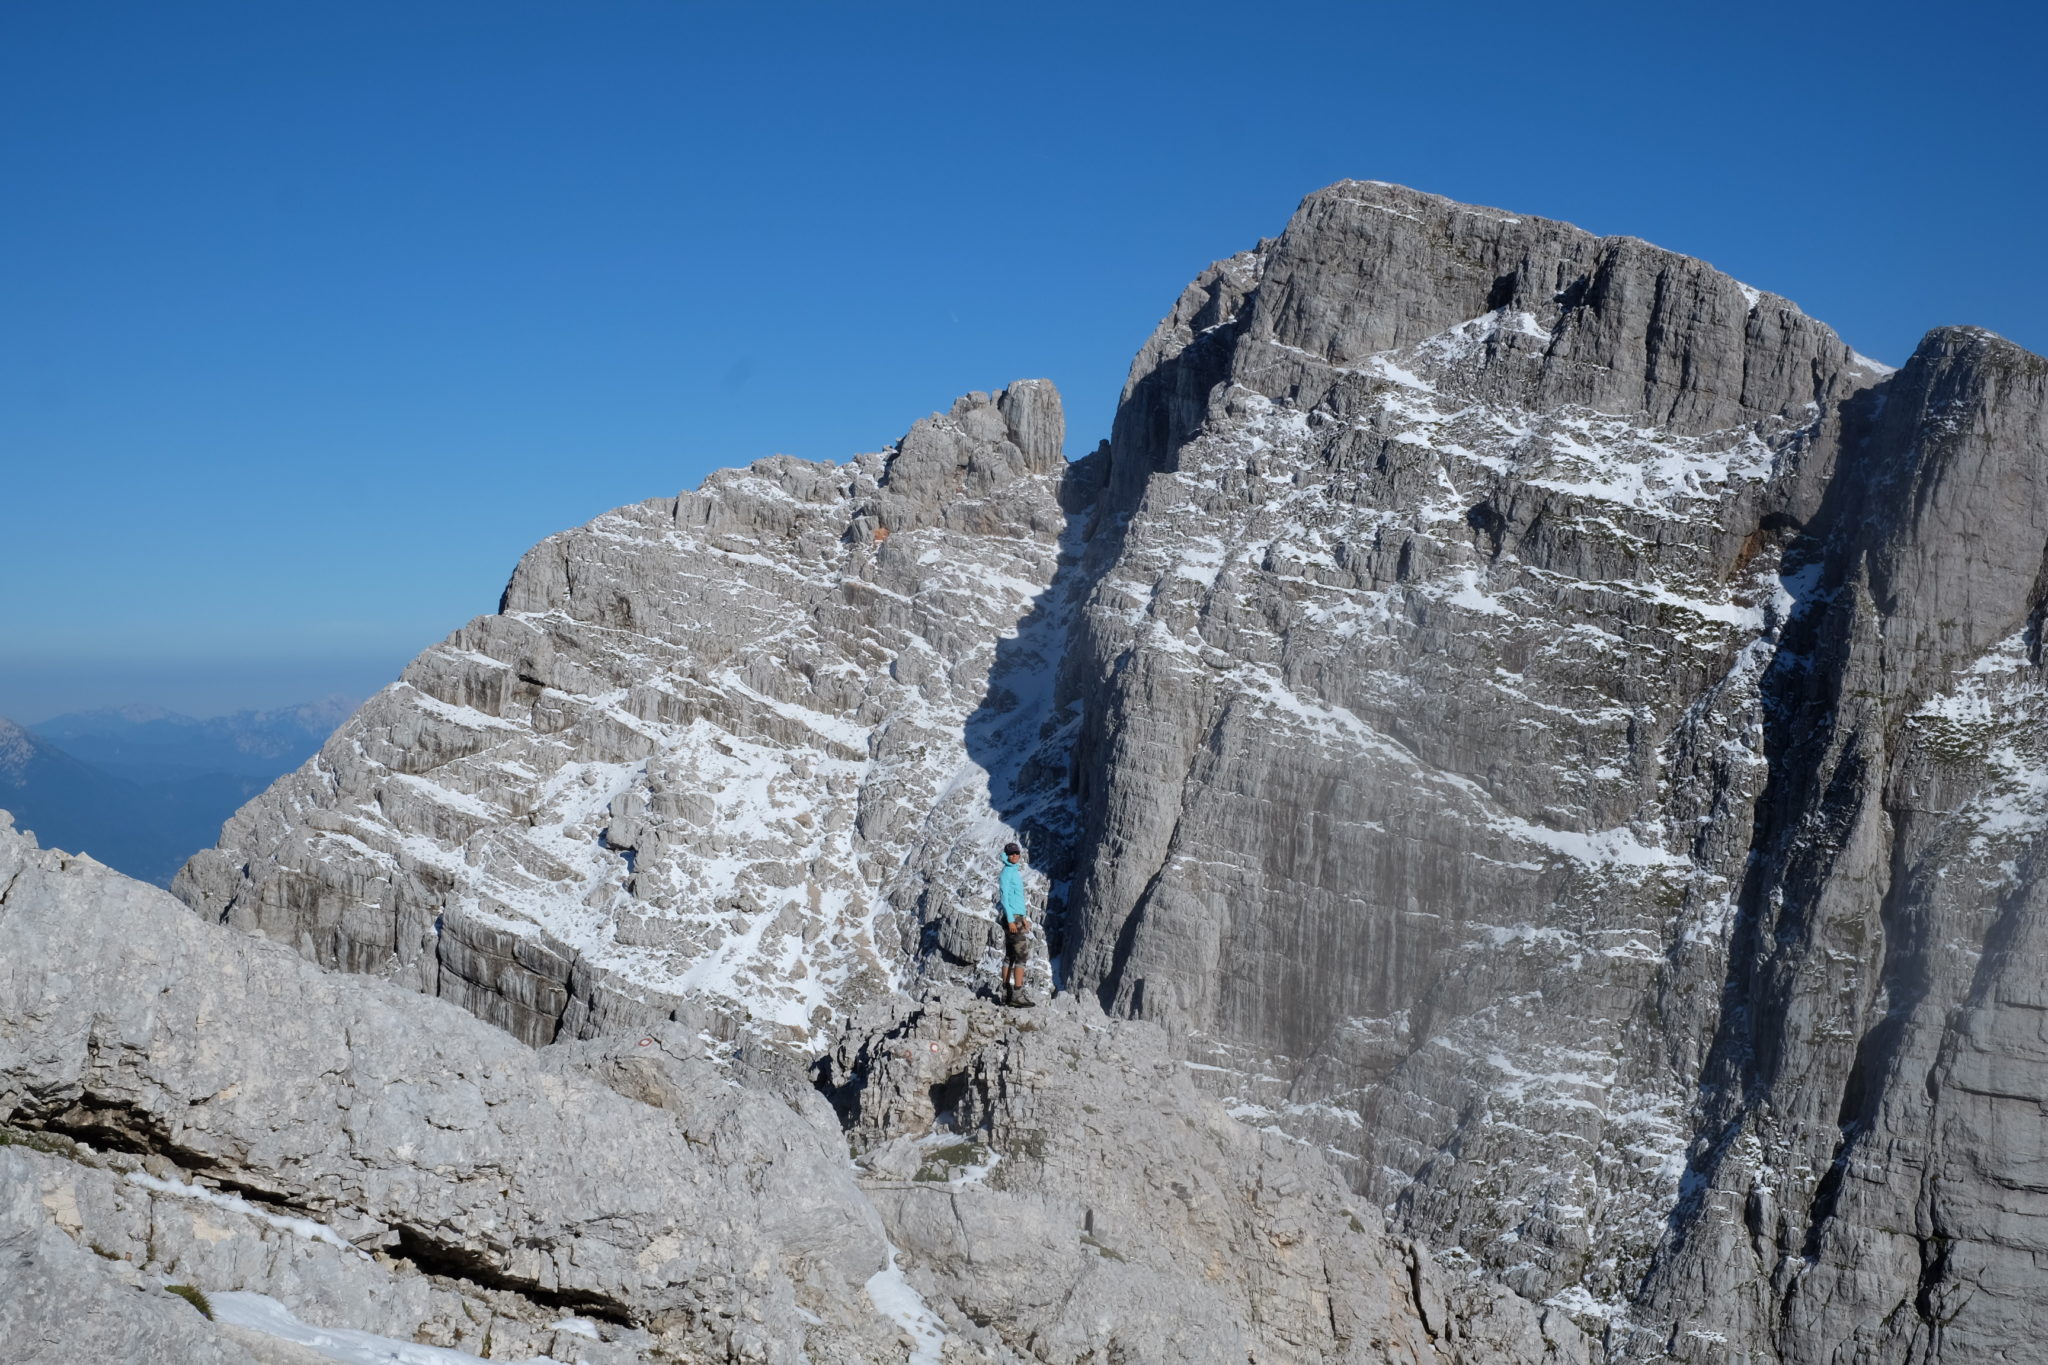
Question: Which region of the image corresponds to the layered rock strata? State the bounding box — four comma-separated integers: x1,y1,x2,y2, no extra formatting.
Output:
165,181,2048,1361
3,817,899,1364
176,383,1080,1046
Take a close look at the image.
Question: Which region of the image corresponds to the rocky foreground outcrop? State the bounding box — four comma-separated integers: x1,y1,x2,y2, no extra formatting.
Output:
3,816,894,1364
3,815,1577,1363
160,180,2048,1360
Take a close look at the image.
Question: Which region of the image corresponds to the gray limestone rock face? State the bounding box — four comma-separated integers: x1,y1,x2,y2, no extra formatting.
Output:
0,1147,277,1365
148,179,2048,1362
1052,182,2048,1359
818,983,1590,1365
1048,183,1882,1325
0,816,912,1364
1619,327,2048,1361
175,382,1078,1049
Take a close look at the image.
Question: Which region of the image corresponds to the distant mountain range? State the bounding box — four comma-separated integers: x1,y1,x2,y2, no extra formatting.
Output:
0,698,354,886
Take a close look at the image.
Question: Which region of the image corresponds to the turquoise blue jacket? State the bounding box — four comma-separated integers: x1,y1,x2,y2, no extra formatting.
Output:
999,858,1027,925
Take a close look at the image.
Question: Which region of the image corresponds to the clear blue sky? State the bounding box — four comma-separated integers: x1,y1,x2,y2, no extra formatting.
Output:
3,0,2041,722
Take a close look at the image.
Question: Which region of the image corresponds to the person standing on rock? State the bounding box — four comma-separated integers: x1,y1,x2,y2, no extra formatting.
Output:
999,842,1031,1005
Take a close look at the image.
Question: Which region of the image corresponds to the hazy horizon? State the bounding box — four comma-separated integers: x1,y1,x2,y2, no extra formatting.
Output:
0,656,389,727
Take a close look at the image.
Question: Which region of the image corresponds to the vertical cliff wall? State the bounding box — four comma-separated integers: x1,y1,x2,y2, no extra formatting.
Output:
1052,183,2048,1359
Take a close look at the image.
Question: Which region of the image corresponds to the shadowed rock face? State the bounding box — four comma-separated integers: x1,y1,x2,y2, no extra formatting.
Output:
163,181,2048,1361
1627,326,2048,1361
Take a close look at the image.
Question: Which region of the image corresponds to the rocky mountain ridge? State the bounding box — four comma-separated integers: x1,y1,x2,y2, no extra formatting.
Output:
91,180,2048,1358
35,698,355,783
0,717,226,887
0,700,353,887
176,382,1079,1046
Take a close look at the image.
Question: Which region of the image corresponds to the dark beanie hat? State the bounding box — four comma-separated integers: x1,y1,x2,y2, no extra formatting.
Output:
1004,842,1022,855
